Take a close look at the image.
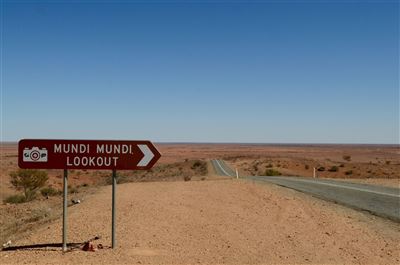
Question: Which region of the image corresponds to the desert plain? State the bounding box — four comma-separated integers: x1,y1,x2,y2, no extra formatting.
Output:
0,143,399,264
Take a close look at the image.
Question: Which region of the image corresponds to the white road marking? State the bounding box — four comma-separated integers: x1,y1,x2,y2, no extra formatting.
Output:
272,177,400,198
214,160,233,177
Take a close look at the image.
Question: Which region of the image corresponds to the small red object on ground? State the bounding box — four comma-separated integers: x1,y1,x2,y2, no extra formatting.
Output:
82,242,96,252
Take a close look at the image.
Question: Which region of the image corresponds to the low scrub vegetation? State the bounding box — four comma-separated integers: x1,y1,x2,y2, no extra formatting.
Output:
345,170,353,175
68,185,79,194
191,160,207,174
9,169,48,202
110,160,208,184
265,169,281,176
4,194,27,204
343,155,351,162
40,186,61,197
328,166,339,172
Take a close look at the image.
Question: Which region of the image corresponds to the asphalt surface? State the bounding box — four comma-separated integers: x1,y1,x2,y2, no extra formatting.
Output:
211,159,237,177
211,159,400,222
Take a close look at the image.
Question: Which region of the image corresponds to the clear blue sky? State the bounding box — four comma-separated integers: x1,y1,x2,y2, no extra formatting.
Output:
2,1,399,144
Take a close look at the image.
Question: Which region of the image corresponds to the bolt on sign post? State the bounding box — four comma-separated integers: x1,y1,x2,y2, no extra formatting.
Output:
18,139,161,251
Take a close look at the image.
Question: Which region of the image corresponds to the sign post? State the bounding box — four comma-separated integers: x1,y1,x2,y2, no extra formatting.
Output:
112,169,117,248
18,139,161,251
62,169,68,251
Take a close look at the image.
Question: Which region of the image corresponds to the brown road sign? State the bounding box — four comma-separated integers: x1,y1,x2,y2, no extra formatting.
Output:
18,139,161,170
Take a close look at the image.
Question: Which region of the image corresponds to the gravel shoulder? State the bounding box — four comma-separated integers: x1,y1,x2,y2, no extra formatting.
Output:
1,179,399,264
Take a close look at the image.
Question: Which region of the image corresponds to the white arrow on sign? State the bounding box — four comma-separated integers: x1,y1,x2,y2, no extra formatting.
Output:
137,144,155,167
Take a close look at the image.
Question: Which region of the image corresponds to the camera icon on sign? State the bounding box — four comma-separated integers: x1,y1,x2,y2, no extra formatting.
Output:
23,147,48,162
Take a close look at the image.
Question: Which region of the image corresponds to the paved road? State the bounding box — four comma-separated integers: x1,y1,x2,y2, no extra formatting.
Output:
211,159,237,177
211,159,400,222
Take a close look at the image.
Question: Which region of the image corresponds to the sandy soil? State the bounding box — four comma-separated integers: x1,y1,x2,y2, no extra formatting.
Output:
1,179,399,265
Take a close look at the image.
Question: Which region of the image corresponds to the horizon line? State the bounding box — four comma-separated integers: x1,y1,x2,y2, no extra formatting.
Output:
0,141,398,146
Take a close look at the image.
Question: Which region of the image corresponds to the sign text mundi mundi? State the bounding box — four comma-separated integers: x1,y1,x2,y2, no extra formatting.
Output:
54,143,134,167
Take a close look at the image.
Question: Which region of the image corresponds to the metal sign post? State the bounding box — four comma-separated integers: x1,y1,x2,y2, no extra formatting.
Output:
111,169,117,248
62,169,68,251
